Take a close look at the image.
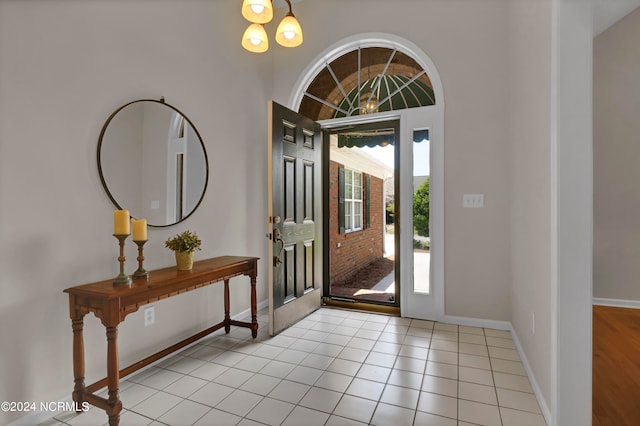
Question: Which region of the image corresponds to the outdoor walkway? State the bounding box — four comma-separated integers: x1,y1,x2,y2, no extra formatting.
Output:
331,234,430,302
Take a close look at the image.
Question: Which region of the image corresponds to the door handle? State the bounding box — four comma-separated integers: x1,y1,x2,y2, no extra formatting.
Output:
273,228,284,267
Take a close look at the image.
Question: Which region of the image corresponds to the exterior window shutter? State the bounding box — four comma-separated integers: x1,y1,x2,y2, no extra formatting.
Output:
364,174,371,229
338,167,345,234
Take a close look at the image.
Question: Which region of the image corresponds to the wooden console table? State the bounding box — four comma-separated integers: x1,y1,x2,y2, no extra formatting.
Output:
64,255,259,426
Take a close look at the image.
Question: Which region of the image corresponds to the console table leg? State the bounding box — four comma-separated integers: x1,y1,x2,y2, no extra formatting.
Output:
251,275,258,338
105,326,122,425
224,279,231,333
71,317,86,411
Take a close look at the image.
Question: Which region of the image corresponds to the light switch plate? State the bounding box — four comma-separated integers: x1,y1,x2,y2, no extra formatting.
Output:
463,194,484,208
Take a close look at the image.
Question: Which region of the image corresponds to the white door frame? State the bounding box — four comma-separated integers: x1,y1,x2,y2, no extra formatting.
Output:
319,106,444,321
289,33,445,320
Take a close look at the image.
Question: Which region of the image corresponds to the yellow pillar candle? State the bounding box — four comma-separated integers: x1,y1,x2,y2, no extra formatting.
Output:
113,210,130,235
131,218,147,241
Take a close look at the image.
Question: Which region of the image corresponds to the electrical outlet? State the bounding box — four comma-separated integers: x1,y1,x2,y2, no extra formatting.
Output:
144,307,155,327
531,311,536,335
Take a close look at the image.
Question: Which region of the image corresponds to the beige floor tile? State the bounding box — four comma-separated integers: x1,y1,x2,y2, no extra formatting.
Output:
459,353,491,370
459,342,490,356
459,332,487,345
332,394,377,424
414,411,457,425
491,358,527,376
459,366,495,386
500,407,548,426
484,328,511,339
157,399,210,426
380,383,420,409
459,325,485,335
299,386,343,413
493,371,534,393
47,308,549,426
281,406,330,426
245,397,295,426
425,361,458,380
394,355,426,373
497,388,542,413
486,335,517,349
428,348,459,365
345,377,385,400
458,399,502,426
314,371,353,393
130,391,182,419
371,402,416,426
193,408,241,426
417,391,458,419
215,389,263,417
421,374,458,397
489,345,521,361
458,381,498,405
267,379,311,404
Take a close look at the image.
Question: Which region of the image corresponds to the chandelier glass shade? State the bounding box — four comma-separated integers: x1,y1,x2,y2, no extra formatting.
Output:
241,0,273,24
241,23,269,53
241,0,303,52
275,13,303,47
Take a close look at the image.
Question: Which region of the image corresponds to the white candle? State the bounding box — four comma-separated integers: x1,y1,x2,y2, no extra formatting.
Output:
131,218,147,241
114,210,130,235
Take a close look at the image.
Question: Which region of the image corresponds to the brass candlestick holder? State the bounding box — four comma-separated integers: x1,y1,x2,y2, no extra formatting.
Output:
113,234,132,286
132,240,149,279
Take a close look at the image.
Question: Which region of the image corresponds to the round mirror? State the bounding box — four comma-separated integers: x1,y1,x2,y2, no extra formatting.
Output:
98,99,208,227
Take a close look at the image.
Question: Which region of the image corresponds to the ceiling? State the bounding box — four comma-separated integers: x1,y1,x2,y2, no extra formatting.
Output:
274,0,640,37
593,0,640,35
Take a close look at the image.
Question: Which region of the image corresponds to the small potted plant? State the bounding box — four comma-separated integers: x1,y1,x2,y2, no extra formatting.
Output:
164,230,202,270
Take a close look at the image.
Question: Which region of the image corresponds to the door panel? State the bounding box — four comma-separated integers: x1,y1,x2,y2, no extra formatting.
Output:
268,101,322,335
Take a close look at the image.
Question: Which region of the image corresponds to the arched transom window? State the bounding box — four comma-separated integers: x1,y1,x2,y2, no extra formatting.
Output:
299,46,435,121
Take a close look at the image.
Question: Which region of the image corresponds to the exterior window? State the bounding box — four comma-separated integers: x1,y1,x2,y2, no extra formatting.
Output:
345,169,363,232
298,46,435,121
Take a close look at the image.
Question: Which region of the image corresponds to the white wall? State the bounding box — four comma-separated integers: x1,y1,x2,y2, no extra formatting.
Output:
0,0,599,424
594,6,640,302
0,1,271,423
272,0,513,322
508,0,553,413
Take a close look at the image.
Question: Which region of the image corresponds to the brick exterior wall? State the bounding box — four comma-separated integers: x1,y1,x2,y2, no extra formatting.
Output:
329,160,385,284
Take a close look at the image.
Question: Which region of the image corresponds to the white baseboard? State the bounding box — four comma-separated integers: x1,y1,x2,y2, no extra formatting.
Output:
593,297,640,309
510,326,552,425
442,314,511,331
8,300,270,426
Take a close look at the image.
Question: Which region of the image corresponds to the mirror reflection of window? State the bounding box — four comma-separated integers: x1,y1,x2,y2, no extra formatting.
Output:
98,99,208,227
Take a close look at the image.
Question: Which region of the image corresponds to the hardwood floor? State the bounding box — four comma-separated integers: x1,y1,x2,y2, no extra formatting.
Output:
593,305,640,425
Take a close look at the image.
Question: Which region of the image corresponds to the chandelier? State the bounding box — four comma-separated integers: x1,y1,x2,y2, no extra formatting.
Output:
241,0,303,53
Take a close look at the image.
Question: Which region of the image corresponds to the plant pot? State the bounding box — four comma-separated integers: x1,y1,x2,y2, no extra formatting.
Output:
175,251,194,271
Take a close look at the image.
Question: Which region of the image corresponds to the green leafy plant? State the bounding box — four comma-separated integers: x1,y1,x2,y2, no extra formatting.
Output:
413,177,430,237
164,230,202,253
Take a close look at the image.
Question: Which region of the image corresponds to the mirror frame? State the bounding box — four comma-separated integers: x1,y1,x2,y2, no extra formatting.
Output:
97,98,209,227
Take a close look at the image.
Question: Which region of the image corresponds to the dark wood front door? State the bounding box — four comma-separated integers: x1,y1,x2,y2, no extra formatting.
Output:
268,101,322,335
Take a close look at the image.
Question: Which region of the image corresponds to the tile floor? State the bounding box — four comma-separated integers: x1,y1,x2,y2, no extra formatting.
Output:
47,308,546,426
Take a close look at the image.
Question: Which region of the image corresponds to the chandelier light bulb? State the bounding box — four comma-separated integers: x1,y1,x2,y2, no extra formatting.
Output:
241,0,273,24
241,23,269,53
275,14,303,48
